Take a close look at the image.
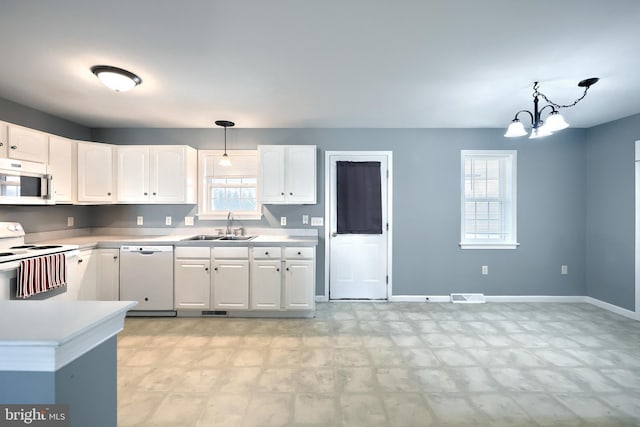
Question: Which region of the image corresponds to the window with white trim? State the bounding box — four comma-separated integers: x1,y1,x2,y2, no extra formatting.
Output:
460,150,518,249
197,150,262,220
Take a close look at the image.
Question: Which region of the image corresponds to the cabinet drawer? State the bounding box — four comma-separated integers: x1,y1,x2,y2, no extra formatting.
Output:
212,247,249,259
252,247,282,259
284,247,314,259
175,246,211,258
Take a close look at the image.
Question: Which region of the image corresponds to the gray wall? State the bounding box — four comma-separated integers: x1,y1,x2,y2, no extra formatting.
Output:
585,113,640,310
93,127,588,297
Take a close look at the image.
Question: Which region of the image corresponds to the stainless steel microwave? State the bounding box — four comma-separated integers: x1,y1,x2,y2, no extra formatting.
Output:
0,158,54,205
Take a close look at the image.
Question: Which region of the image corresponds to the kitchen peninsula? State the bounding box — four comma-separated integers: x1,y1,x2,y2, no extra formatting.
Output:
0,300,136,427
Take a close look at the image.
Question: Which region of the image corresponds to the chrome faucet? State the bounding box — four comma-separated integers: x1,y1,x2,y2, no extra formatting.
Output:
226,212,232,236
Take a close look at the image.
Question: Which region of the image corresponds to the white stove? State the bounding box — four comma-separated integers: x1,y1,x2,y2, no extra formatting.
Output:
0,222,78,265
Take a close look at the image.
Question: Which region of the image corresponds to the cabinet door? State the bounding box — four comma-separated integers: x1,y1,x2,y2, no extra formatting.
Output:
150,146,186,202
96,249,120,301
212,259,249,310
258,146,286,203
0,121,7,158
175,259,211,310
251,260,282,310
78,142,115,203
76,250,97,301
117,146,149,202
285,260,314,310
48,136,76,203
7,125,49,163
285,146,316,203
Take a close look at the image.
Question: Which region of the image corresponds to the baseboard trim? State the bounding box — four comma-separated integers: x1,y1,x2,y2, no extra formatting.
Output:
585,296,639,320
319,294,638,321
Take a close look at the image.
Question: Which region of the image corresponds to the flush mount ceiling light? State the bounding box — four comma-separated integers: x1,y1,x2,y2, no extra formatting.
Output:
90,65,142,92
504,77,599,139
215,120,235,167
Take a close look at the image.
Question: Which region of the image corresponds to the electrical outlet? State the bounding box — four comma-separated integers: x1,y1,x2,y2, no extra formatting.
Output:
481,265,489,275
136,216,143,226
280,217,287,226
311,217,324,226
302,215,309,225
67,216,74,227
561,265,568,275
185,216,194,226
165,216,172,226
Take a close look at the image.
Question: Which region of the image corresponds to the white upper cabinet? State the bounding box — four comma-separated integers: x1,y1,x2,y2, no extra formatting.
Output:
258,145,316,204
0,121,7,158
77,141,115,204
117,145,197,204
48,136,76,204
6,124,49,163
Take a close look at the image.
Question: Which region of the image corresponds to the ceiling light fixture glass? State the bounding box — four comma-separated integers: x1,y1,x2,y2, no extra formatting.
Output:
504,77,599,139
215,120,235,167
90,65,142,92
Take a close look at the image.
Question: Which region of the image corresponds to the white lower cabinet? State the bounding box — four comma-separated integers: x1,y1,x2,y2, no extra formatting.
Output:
96,248,120,301
174,247,211,310
212,247,249,310
251,247,282,310
76,249,97,300
284,247,315,310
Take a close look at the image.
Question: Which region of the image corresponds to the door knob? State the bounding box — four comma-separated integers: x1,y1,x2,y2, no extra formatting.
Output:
332,232,337,237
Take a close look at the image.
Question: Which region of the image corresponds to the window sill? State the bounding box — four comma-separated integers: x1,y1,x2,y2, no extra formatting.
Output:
459,242,520,250
197,212,263,221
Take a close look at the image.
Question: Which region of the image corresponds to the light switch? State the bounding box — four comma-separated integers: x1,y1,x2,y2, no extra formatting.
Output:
481,265,488,275
137,216,143,226
561,265,568,275
280,217,287,226
67,216,74,227
185,216,194,226
311,217,323,226
302,215,309,225
165,216,172,225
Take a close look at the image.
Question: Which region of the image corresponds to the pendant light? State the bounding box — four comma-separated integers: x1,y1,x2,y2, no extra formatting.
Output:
91,65,142,92
504,78,598,139
215,120,235,167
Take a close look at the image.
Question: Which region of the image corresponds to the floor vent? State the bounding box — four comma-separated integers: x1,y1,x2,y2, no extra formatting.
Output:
450,293,486,304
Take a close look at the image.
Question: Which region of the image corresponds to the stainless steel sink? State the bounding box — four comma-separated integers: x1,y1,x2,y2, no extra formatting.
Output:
218,236,255,241
181,235,221,241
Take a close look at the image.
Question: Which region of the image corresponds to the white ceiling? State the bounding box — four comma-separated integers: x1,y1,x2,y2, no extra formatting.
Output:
1,0,639,129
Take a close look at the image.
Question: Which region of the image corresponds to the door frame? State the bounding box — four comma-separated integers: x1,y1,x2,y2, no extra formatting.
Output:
324,151,393,301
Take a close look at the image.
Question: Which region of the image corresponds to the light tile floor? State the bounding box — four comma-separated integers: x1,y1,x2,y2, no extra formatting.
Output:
117,302,640,426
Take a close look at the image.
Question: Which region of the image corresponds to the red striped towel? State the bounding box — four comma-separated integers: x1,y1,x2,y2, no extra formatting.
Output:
17,253,67,299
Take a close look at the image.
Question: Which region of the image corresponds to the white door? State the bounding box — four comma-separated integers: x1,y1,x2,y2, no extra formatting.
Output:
328,153,391,300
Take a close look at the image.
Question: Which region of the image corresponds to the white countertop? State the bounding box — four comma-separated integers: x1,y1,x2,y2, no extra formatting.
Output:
0,300,136,371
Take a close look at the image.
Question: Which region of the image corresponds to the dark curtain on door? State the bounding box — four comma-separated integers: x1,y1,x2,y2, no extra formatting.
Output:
336,161,382,234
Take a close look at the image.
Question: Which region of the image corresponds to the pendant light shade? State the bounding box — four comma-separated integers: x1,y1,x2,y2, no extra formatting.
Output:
504,119,527,137
91,65,142,92
215,120,235,167
544,111,570,132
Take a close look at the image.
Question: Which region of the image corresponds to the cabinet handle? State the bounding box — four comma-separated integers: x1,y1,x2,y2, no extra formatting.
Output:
107,192,111,196
265,251,269,255
276,268,280,272
281,192,284,196
78,259,83,264
205,267,209,272
144,192,148,196
10,145,17,150
290,192,293,196
153,192,157,195
286,267,290,271
214,267,218,271
0,142,3,147
113,256,118,259
297,251,302,255
144,297,149,301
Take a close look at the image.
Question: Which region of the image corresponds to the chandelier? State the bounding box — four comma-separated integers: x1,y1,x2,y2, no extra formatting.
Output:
504,78,599,139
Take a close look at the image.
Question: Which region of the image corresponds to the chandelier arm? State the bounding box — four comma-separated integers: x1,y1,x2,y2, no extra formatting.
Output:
514,110,535,125
536,86,591,110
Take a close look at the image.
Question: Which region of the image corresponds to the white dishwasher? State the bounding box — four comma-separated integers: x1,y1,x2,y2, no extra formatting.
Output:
119,245,175,315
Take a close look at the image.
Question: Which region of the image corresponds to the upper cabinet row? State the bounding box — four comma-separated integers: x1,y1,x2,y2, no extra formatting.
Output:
1,120,317,206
